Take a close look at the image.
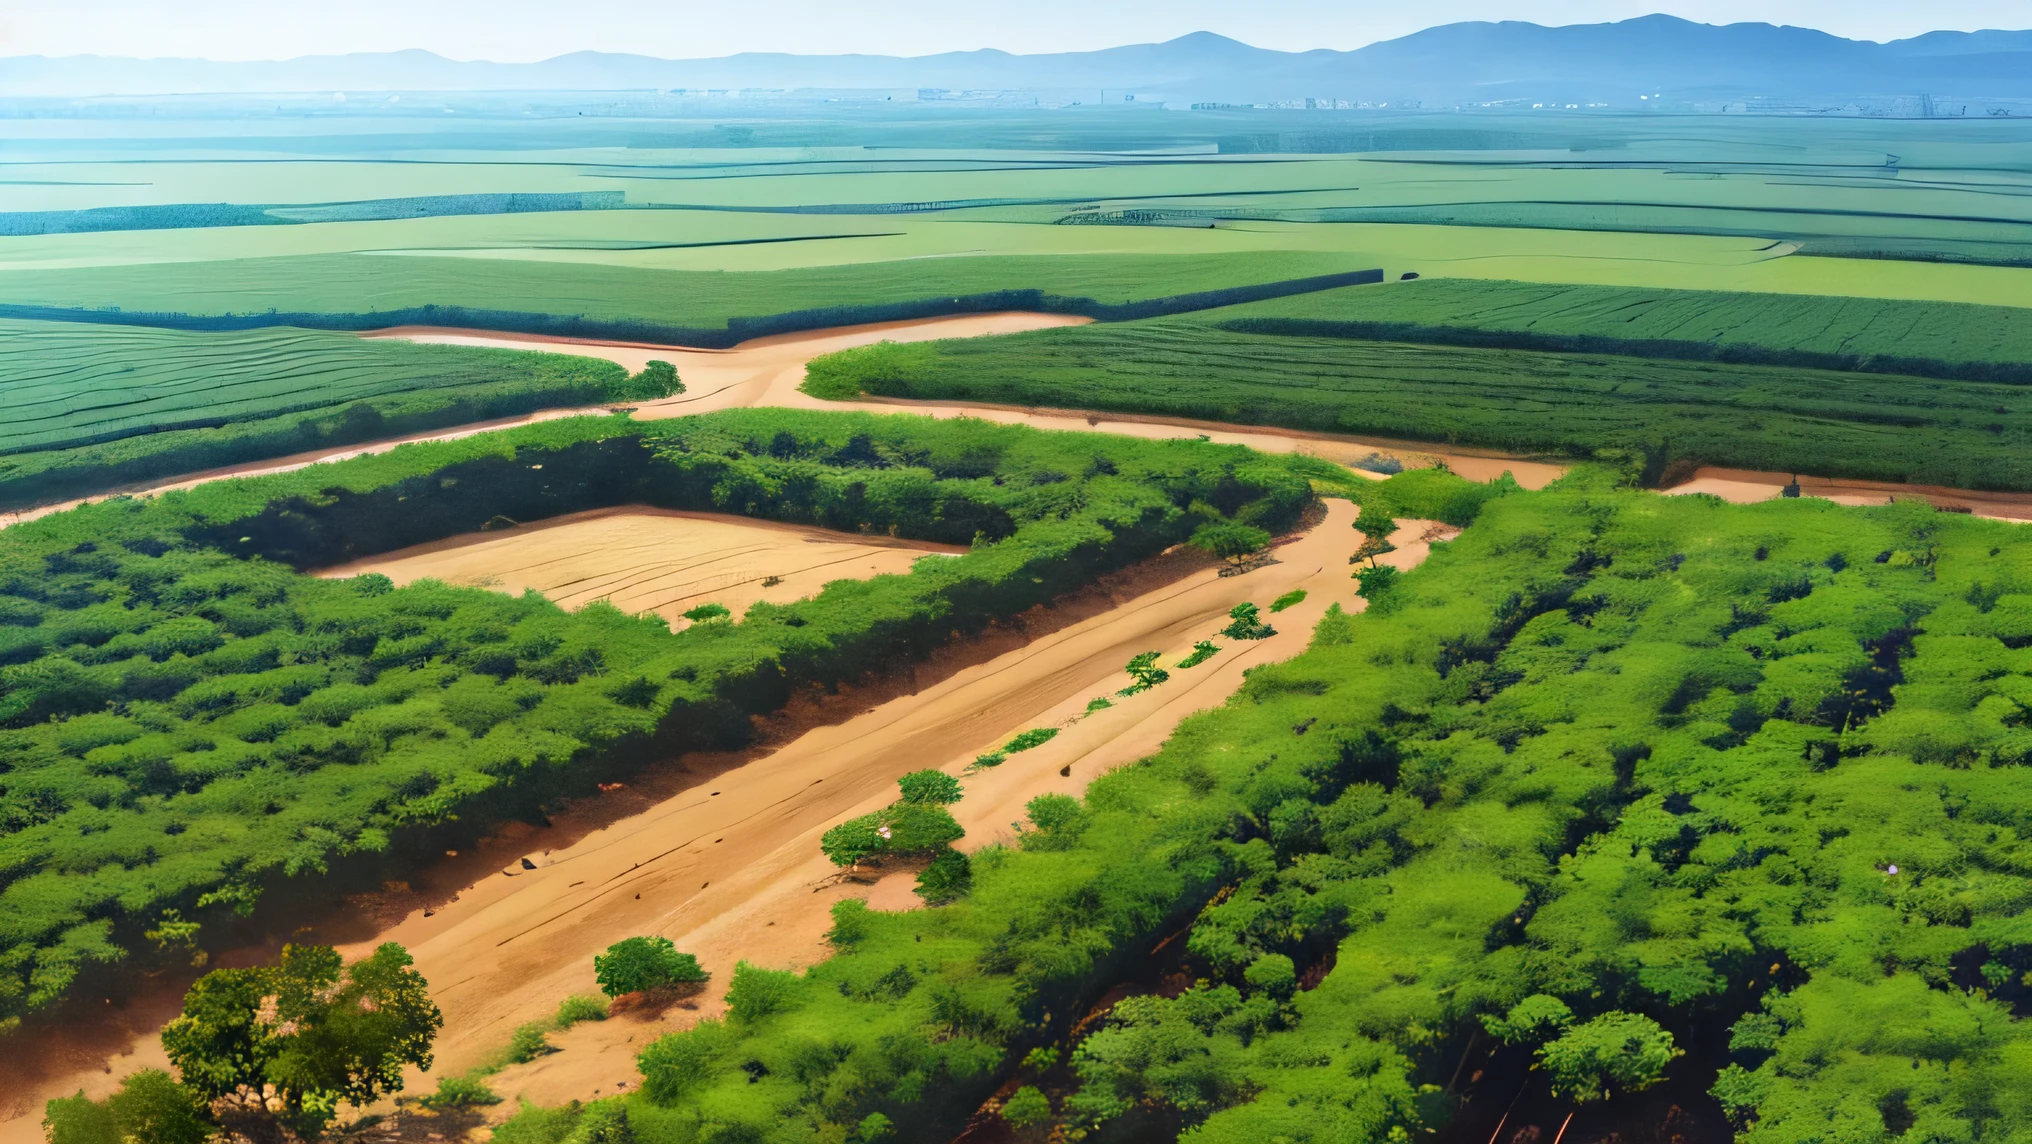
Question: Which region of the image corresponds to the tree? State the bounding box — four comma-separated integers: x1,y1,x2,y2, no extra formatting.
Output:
1355,563,1399,599
822,814,885,868
593,936,709,998
614,360,684,402
1220,602,1274,640
1121,651,1170,695
1483,994,1574,1045
897,769,963,806
1538,1011,1681,1102
161,942,441,1139
1002,1085,1053,1128
1187,522,1272,564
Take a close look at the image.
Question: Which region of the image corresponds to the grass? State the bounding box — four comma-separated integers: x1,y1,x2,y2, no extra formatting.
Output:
808,320,2032,490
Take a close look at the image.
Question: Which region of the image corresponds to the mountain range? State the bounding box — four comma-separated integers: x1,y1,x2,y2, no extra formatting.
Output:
5,15,2032,105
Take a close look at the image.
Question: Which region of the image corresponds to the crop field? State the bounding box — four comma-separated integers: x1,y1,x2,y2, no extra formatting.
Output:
806,316,2032,488
1219,276,2032,377
0,320,627,456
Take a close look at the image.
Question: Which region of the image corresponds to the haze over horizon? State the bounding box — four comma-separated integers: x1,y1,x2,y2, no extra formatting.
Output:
2,0,2029,63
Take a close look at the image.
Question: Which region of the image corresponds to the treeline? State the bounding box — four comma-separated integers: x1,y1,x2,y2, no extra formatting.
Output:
0,408,1316,1033
501,468,2032,1143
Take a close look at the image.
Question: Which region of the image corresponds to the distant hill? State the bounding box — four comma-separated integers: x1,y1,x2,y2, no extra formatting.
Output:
4,16,2031,105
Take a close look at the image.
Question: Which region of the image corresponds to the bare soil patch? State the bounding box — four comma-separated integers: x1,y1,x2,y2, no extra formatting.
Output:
316,506,963,628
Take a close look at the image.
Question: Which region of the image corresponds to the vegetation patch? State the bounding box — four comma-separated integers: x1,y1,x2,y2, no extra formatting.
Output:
480,469,2032,1143
0,408,1314,1031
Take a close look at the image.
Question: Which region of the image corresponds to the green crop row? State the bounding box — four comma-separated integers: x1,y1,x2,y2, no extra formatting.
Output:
1217,277,2032,386
0,322,634,458
500,470,2032,1144
804,321,2032,490
0,408,1315,1033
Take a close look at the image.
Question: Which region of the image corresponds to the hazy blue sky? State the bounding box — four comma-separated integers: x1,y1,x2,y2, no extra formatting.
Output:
1,0,2026,60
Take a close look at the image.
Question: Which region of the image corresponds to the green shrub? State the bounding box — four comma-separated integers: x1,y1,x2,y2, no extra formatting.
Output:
426,1073,503,1108
1120,651,1169,695
1177,640,1220,669
916,848,974,904
1187,522,1272,563
725,962,802,1024
637,1020,732,1105
556,993,611,1027
1219,602,1274,639
613,360,683,402
1269,589,1307,612
897,769,963,806
681,602,730,623
593,937,708,998
508,1023,556,1064
1355,563,1399,599
1002,727,1060,753
1002,1086,1053,1128
1538,1012,1681,1102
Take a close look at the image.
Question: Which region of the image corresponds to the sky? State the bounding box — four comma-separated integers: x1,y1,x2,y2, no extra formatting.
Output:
0,0,2028,60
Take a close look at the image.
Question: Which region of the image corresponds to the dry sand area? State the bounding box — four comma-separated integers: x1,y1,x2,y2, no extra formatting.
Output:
316,506,964,629
1662,464,2032,521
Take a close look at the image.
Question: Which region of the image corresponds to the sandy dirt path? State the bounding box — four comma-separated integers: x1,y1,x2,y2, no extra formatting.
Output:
316,506,965,630
360,501,1431,1118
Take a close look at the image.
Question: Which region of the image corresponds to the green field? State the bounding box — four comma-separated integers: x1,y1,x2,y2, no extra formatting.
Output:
805,316,2032,488
0,322,630,456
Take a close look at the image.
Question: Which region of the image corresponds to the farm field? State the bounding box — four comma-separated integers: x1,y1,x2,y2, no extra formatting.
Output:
805,317,2032,489
317,506,966,629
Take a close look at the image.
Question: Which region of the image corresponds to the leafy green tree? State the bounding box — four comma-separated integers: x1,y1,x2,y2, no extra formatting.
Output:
1121,651,1170,694
856,1111,896,1141
1188,522,1272,564
162,942,440,1138
896,769,963,806
1219,602,1274,640
42,1091,116,1144
821,814,885,868
1537,1012,1681,1103
103,1070,212,1144
1354,563,1398,599
1483,994,1575,1045
593,936,709,998
614,360,684,402
1002,1085,1053,1128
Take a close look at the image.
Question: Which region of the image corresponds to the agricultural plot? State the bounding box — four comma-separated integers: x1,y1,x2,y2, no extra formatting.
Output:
805,318,2032,489
0,320,627,456
1219,276,2032,381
